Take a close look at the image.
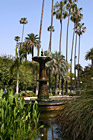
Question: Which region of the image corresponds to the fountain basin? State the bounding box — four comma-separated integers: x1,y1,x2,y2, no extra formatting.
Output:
25,99,66,111
38,100,66,111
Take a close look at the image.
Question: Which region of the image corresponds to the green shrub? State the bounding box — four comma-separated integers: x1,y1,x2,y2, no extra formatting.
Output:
20,90,36,97
57,91,93,140
68,92,76,96
0,90,42,140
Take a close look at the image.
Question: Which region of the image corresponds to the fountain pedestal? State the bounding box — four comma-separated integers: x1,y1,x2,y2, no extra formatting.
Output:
32,52,51,100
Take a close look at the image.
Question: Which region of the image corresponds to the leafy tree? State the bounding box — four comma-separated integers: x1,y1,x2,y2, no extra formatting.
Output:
80,66,93,91
0,56,13,89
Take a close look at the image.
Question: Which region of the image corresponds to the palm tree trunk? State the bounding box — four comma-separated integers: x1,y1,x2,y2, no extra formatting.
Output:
38,0,45,56
48,0,53,94
92,59,93,66
21,24,24,42
77,35,81,89
78,35,81,67
16,67,19,94
65,81,68,94
36,0,45,94
59,75,61,95
70,25,75,92
49,0,54,52
55,74,57,95
61,78,64,95
65,14,70,94
25,56,27,92
32,47,34,57
66,14,70,62
74,33,77,91
58,19,62,95
59,19,62,53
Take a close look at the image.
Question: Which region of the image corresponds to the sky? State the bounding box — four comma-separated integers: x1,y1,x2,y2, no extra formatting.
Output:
0,0,93,70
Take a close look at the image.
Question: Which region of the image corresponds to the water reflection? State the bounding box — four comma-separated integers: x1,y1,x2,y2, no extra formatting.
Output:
36,111,62,140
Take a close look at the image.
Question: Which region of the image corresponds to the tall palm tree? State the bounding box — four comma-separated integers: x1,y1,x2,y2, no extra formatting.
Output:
49,0,54,53
11,37,20,94
47,1,54,94
66,1,78,64
19,18,28,42
76,23,86,89
85,48,93,66
47,24,55,93
24,33,39,94
65,1,71,94
76,23,86,68
73,8,83,91
14,36,20,44
36,0,45,95
53,0,67,53
65,0,76,62
48,26,55,52
38,0,45,56
14,36,20,94
70,3,78,91
54,0,67,95
13,36,28,94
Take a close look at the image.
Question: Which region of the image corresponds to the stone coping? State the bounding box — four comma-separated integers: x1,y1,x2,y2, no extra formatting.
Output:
24,95,79,101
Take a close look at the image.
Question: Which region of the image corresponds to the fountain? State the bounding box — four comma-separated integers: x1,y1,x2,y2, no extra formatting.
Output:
32,51,66,112
32,51,67,139
32,50,51,100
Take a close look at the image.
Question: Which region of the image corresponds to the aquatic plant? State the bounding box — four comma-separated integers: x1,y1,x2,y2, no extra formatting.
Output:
0,90,42,140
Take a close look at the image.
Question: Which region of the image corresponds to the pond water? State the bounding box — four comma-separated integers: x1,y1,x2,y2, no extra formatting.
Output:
36,111,63,140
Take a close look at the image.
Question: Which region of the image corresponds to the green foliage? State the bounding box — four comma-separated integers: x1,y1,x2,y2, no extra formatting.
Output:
80,66,93,91
46,51,68,78
25,33,39,56
20,91,36,97
20,18,28,24
0,90,41,140
68,92,76,96
0,56,36,92
85,47,93,63
53,0,67,20
57,91,93,140
0,56,13,89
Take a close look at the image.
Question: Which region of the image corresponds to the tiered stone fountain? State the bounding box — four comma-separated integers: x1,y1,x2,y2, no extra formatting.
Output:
33,51,51,100
32,51,66,112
